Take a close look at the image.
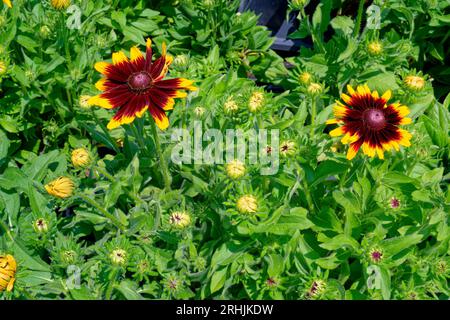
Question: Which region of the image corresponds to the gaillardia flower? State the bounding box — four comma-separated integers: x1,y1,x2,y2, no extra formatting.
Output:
2,0,11,8
0,254,16,292
326,84,412,160
45,177,75,198
88,38,197,130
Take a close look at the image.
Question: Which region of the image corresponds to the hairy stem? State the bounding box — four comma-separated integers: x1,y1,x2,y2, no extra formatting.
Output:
78,193,125,231
149,118,172,190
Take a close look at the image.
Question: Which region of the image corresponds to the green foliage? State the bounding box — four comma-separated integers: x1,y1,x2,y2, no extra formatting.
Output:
0,0,449,300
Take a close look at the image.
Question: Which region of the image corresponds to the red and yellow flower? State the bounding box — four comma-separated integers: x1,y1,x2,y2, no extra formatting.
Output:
2,0,12,8
327,84,412,160
88,38,197,130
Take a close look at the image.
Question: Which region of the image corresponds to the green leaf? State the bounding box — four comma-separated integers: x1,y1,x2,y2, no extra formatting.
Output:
319,234,360,251
266,254,284,277
115,281,144,300
311,160,348,187
210,267,228,294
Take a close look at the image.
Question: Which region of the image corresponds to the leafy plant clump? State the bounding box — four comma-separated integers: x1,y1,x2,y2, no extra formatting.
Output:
0,0,449,300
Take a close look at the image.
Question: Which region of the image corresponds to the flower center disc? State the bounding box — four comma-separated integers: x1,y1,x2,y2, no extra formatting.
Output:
128,72,152,91
364,109,386,130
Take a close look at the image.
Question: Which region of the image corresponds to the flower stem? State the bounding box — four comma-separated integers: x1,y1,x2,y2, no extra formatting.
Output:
131,122,149,156
353,0,366,38
0,219,14,242
149,118,172,190
77,193,125,231
310,97,317,138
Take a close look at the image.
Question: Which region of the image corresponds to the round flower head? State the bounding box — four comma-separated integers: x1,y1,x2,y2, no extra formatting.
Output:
236,195,258,214
290,0,308,10
45,177,75,199
79,95,92,109
51,0,70,10
306,279,326,299
224,98,239,114
110,248,127,266
307,82,323,95
0,254,16,292
61,250,77,265
298,71,312,85
173,54,189,68
280,140,297,157
369,248,383,264
88,38,197,130
71,148,91,168
248,91,264,113
2,0,12,8
39,25,51,38
33,218,49,234
169,211,191,229
403,75,426,91
390,197,400,209
226,159,246,180
367,41,383,56
326,84,412,160
194,106,205,117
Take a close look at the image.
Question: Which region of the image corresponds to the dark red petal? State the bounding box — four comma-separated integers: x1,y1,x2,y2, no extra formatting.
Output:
105,62,133,82
101,85,133,109
112,94,148,120
148,88,172,109
154,78,185,90
149,56,166,79
145,44,153,70
130,56,146,73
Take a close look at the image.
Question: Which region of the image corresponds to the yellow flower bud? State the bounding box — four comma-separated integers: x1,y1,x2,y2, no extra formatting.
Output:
403,75,426,91
224,98,239,114
0,254,16,292
248,91,264,113
45,177,75,199
280,140,297,157
194,107,206,117
110,249,127,266
169,211,191,229
236,195,258,214
33,218,49,234
226,159,246,179
51,0,71,10
79,95,92,109
299,72,312,85
367,41,383,56
0,60,7,76
71,148,91,168
307,83,323,95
